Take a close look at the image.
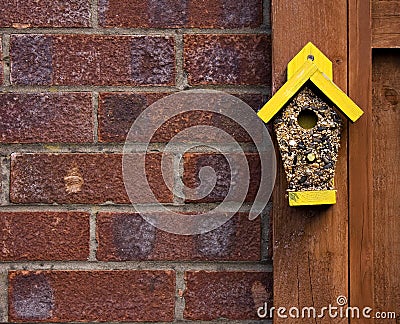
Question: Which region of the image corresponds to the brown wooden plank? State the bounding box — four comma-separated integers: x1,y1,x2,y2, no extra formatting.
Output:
373,34,400,48
348,0,374,322
372,1,400,34
271,1,349,322
372,0,400,47
372,50,400,324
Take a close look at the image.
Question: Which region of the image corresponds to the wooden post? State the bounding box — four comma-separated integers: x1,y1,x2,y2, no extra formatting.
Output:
348,0,374,322
271,1,349,322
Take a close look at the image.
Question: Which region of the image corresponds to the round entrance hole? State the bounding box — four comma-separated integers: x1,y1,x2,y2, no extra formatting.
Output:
297,109,318,129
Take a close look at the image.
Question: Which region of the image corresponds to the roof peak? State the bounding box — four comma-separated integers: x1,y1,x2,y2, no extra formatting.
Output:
257,42,363,123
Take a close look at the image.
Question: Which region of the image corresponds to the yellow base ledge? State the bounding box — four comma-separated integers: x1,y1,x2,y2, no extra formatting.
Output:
288,190,336,206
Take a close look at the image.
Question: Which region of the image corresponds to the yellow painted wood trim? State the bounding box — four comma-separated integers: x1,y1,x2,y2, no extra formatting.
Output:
257,60,318,123
310,71,364,122
288,42,333,80
288,190,337,206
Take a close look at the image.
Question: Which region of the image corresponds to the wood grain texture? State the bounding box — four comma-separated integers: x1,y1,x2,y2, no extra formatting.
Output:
271,1,348,322
348,1,374,322
372,0,400,47
372,50,400,324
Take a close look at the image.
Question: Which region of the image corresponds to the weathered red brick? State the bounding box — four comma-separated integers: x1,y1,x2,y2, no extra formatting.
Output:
10,153,174,204
184,271,272,320
235,93,267,112
10,35,175,86
184,34,271,85
9,270,175,322
0,93,93,143
98,92,265,143
0,0,90,27
188,0,263,28
183,153,261,202
10,35,52,85
0,37,2,85
98,92,166,142
0,212,89,261
99,0,185,28
97,212,260,261
0,157,3,201
99,0,262,28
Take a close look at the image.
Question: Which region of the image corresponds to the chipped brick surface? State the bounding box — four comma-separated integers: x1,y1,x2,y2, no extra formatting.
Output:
0,212,89,261
0,93,93,143
183,153,261,203
98,92,264,143
0,0,91,27
184,34,271,85
99,0,262,28
10,153,173,204
9,270,175,322
184,271,273,320
10,35,175,86
97,212,260,261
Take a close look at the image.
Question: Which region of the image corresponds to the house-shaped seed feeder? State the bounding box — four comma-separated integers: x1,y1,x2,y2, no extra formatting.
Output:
258,43,364,206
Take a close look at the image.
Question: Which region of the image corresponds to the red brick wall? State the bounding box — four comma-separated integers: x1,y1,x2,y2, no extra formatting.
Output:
0,0,272,322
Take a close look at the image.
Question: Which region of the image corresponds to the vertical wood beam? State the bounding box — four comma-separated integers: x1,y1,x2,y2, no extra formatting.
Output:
271,1,349,322
348,1,374,322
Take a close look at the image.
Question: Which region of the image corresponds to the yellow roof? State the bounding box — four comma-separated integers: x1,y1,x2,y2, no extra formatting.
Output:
258,42,364,123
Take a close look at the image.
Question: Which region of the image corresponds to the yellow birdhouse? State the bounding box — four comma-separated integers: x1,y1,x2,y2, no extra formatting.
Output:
258,43,364,206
